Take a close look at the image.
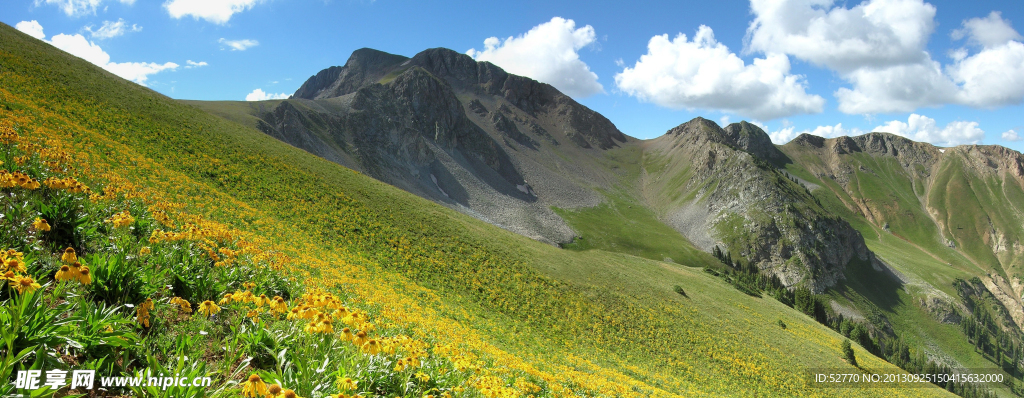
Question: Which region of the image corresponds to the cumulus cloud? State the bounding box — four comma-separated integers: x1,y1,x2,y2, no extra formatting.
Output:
947,41,1024,107
165,0,263,24
873,114,984,146
245,89,289,101
614,25,824,120
185,60,208,68
86,19,142,39
219,38,258,51
467,17,603,98
746,0,1024,114
834,61,958,114
952,11,1023,48
745,0,936,73
17,21,177,85
768,123,865,144
15,20,45,40
1003,129,1020,142
39,0,134,17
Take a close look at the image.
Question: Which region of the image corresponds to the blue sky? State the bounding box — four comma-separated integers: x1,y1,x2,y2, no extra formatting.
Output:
3,0,1023,151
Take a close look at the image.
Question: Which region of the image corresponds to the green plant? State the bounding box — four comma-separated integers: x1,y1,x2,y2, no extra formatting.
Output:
36,194,89,251
266,332,341,397
87,253,154,305
0,286,77,360
126,353,214,398
68,296,139,361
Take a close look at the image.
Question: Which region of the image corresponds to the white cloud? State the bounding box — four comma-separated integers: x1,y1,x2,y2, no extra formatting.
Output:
768,122,865,144
103,61,179,84
948,41,1024,107
1003,129,1020,142
165,0,262,24
218,38,258,51
38,0,134,17
185,60,208,68
873,114,984,146
745,0,936,73
614,25,824,120
15,20,45,40
245,89,289,101
746,0,1024,114
20,21,177,86
834,61,958,114
467,17,603,98
952,11,1023,48
86,19,141,39
719,115,731,127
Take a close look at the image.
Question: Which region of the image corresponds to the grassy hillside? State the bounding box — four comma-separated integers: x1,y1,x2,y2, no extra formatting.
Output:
780,141,1024,396
0,22,956,398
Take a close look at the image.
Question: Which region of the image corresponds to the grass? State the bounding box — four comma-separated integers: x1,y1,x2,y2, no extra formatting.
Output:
552,191,717,266
0,22,957,397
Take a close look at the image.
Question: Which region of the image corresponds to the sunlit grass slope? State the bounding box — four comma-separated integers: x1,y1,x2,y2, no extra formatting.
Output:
0,24,950,397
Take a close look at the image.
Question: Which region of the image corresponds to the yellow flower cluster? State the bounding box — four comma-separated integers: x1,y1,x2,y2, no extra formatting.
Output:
0,170,41,189
43,176,89,193
149,208,175,228
0,124,19,144
106,210,135,228
136,298,155,328
170,297,192,314
54,248,91,285
1,250,40,295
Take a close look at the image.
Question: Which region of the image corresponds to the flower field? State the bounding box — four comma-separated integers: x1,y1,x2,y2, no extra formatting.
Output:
0,24,954,397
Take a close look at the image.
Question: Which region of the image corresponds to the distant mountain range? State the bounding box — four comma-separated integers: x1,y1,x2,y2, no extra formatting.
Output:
191,47,1024,302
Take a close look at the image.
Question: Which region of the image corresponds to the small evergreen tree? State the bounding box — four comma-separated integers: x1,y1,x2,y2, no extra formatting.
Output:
842,339,857,367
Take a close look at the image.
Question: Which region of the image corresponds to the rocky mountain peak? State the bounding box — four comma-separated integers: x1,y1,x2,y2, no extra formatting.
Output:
293,48,409,100
723,121,786,163
663,118,784,163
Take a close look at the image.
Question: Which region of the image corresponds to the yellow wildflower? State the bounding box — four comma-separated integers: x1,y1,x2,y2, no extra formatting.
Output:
55,265,74,282
271,296,288,313
32,218,51,231
139,246,152,256
240,374,268,398
77,265,92,285
106,211,135,228
218,293,233,305
267,384,283,398
170,297,192,313
198,300,221,317
13,275,41,295
361,339,381,355
338,378,357,393
61,247,78,264
352,330,367,347
3,257,26,274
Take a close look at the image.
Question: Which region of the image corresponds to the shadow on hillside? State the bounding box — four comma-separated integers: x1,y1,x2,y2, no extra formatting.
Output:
834,256,905,314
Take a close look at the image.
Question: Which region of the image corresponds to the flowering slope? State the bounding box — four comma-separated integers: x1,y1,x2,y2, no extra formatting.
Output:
0,24,950,397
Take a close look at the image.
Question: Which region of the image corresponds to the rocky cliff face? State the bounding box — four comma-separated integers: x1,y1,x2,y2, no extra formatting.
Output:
253,47,634,244
646,118,875,292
